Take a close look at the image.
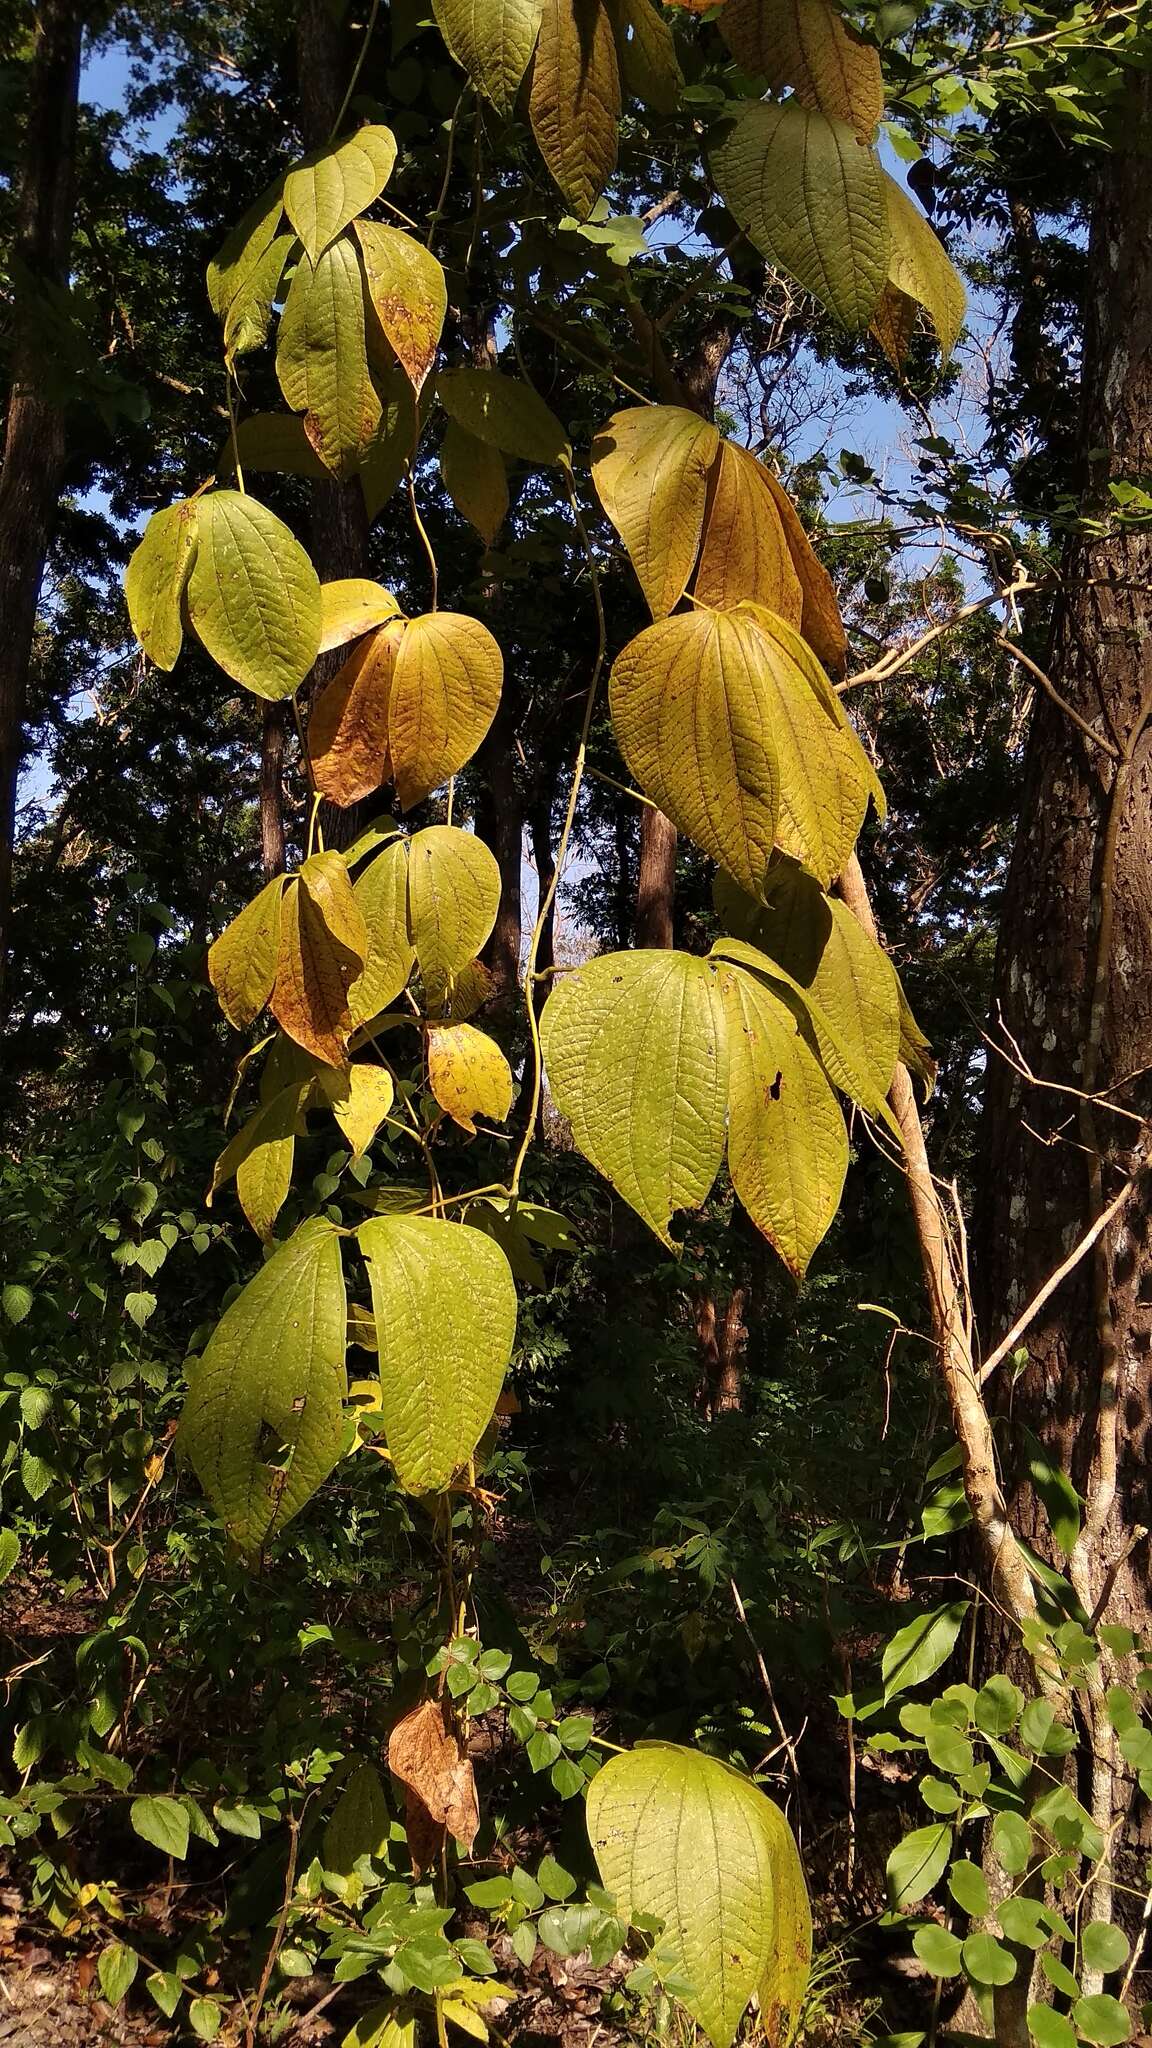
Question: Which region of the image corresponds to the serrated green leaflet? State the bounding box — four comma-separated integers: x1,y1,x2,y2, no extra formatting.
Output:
719,0,883,141
437,367,570,466
720,964,848,1277
178,1217,347,1556
610,608,778,898
529,0,621,218
586,1744,810,2048
125,501,199,671
358,1216,517,1492
355,221,447,393
540,951,729,1247
186,491,322,701
223,232,293,364
351,837,415,1023
276,238,382,479
591,406,720,618
284,125,398,260
432,0,543,116
882,172,965,358
206,173,286,315
406,825,501,997
712,104,890,330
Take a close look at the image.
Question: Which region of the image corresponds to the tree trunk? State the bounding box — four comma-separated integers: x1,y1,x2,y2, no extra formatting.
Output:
260,703,287,876
474,701,524,1007
976,70,1152,1956
0,0,84,1013
634,807,677,948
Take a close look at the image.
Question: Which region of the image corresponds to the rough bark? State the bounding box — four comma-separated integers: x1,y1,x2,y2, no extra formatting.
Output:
0,0,84,1013
977,68,1152,1637
634,807,677,949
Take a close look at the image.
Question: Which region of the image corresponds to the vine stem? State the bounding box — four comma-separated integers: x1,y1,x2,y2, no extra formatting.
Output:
328,0,380,141
508,459,607,1198
225,376,245,495
406,459,439,611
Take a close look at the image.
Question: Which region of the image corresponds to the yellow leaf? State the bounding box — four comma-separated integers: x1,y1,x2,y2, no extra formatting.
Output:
693,441,804,621
389,612,503,809
442,2003,488,2044
318,579,402,654
206,173,286,316
319,1062,395,1158
529,0,621,218
283,124,398,260
757,606,884,819
270,856,368,1067
186,490,322,702
758,471,848,674
719,964,848,1277
355,221,447,394
235,1082,308,1242
881,172,965,359
309,620,404,808
125,500,199,671
440,420,508,545
719,0,883,142
208,876,286,1029
407,826,501,999
276,239,382,479
592,405,720,618
222,234,294,365
351,838,415,1024
609,607,779,898
427,1023,514,1132
870,281,919,369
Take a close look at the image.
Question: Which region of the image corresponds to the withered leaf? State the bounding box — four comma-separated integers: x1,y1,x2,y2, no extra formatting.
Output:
387,1696,479,1874
270,855,368,1067
310,621,405,807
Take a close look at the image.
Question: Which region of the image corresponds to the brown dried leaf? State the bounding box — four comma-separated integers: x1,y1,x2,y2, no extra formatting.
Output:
310,621,405,807
387,1697,479,1873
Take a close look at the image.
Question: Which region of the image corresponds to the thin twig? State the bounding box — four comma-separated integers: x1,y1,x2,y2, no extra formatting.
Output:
996,636,1120,759
977,1162,1146,1386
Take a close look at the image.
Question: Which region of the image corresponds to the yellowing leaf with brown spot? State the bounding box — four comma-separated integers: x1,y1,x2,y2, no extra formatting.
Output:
319,1062,395,1158
592,406,720,619
720,963,847,1277
610,608,780,898
318,579,401,654
284,125,398,260
309,620,404,807
427,1023,513,1133
270,855,368,1067
440,419,509,545
693,441,803,621
759,472,848,674
719,0,883,142
389,612,503,808
530,0,621,218
350,837,415,1024
356,221,447,394
870,281,919,370
209,875,286,1028
881,172,965,359
406,826,501,998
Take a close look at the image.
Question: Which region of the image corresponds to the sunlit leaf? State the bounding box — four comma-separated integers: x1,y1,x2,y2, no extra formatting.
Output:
693,440,803,621
529,0,621,217
427,1023,514,1132
880,172,965,359
389,611,503,808
223,233,293,364
208,875,287,1029
592,405,720,618
271,854,368,1067
719,0,883,141
276,237,383,478
206,173,286,316
587,1744,811,2048
356,221,447,394
541,950,729,1246
319,1062,396,1159
407,825,501,997
359,1216,517,1492
319,579,402,654
432,0,544,116
186,491,322,701
324,1761,391,1876
284,125,398,260
310,620,404,806
611,0,682,112
125,500,199,671
350,837,415,1024
757,471,848,673
179,1217,347,1555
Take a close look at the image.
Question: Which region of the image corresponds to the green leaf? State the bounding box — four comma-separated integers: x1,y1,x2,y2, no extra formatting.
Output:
146,1971,184,2018
186,491,322,701
441,420,508,546
223,233,293,364
1027,2011,1078,2048
437,367,570,466
963,1934,1016,1987
189,1998,223,2043
124,1291,157,1330
973,1675,1023,1736
2,1282,33,1325
130,1794,190,1860
406,825,501,996
882,1603,968,1700
0,1530,20,1584
1081,1922,1130,1974
361,361,422,519
350,838,415,1023
529,0,620,217
1072,1997,1131,2047
719,0,883,139
880,172,965,358
232,1083,306,1242
886,1823,952,1908
611,0,681,112
540,950,729,1247
999,1897,1049,1950
1019,1426,1081,1557
356,221,447,393
711,104,890,329
947,1859,989,1918
215,1802,262,1838
284,124,398,260
992,1809,1032,1876
324,1762,390,1874
432,0,543,115
586,1743,811,2048
98,1940,139,2007
125,501,199,671
591,405,720,620
537,1853,577,1900
389,612,504,809
358,1215,517,1492
912,1925,963,1978
276,238,383,479
719,963,847,1276
207,173,286,315
178,1217,348,1555
220,412,330,480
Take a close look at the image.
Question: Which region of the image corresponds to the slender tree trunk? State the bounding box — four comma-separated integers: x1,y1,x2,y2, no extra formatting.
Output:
0,0,84,1014
474,699,524,1007
634,807,677,948
976,69,1152,1966
260,703,287,876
